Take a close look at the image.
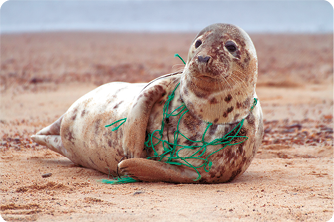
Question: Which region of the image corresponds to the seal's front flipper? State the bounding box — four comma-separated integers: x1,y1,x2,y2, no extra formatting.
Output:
31,135,68,157
122,75,180,159
118,158,198,183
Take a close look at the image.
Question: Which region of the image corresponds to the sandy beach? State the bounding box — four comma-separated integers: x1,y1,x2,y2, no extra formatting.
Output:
0,32,333,221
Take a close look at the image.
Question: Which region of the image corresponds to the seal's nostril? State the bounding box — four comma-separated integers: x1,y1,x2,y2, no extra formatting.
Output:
198,55,210,63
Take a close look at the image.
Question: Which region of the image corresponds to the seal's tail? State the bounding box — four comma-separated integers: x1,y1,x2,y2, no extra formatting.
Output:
31,115,68,157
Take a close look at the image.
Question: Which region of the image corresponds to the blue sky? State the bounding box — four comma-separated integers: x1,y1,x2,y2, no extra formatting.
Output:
1,0,333,33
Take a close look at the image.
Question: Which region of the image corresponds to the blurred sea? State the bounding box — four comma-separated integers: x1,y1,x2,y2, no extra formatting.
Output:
0,0,333,33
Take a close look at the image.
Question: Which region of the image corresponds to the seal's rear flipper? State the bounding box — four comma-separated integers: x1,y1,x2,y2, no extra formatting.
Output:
31,115,68,156
36,115,63,135
31,135,68,157
118,158,198,183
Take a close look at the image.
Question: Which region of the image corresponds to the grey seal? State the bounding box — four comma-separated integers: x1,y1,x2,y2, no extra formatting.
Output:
31,23,263,183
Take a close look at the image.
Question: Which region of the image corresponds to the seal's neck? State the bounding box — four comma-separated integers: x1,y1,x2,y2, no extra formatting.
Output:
180,70,256,124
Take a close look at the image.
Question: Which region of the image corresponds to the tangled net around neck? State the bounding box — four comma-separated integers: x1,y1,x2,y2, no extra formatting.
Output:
101,54,257,184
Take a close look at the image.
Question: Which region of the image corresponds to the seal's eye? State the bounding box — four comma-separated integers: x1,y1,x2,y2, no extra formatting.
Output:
225,41,237,53
195,39,202,48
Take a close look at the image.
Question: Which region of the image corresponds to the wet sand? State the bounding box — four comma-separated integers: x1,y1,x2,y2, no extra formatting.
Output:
0,32,333,221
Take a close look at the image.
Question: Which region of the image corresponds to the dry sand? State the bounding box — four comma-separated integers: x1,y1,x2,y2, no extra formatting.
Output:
0,32,333,221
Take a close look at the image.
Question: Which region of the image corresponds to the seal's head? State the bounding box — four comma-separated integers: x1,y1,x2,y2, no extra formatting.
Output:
180,23,258,124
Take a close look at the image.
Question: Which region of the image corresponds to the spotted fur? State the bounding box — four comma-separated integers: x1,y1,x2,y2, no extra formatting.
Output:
31,23,263,183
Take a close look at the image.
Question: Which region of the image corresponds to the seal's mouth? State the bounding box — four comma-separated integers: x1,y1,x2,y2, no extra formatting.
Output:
195,73,229,83
191,61,229,80
198,75,214,81
188,53,230,80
